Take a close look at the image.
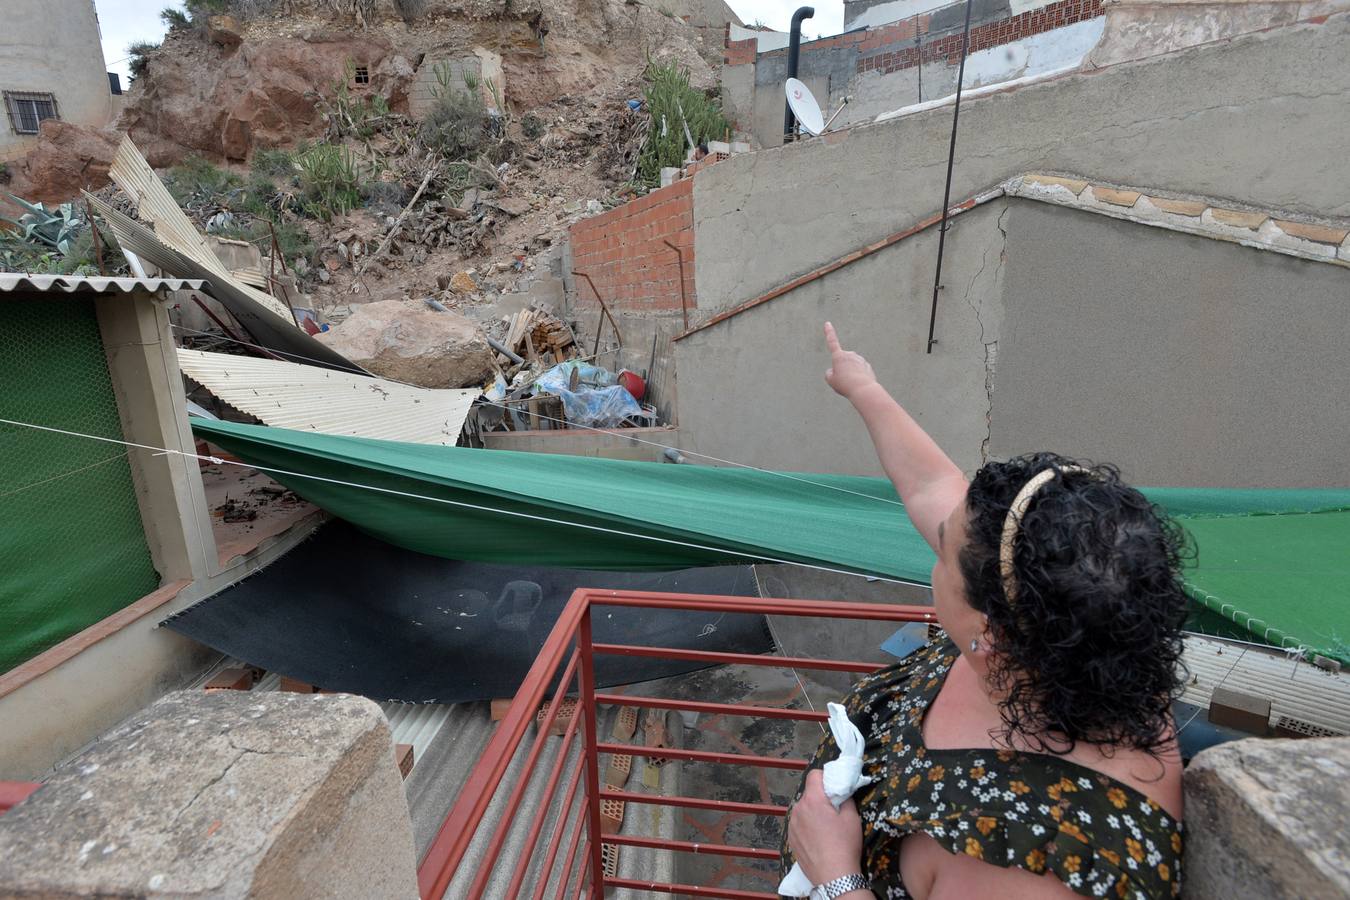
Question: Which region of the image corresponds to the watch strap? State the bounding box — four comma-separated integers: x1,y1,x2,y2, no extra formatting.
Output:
820,872,870,898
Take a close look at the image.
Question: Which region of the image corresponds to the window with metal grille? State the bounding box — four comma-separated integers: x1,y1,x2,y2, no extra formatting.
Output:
3,91,59,135
353,66,370,85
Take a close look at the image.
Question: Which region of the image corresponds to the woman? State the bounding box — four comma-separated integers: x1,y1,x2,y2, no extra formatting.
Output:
783,324,1188,900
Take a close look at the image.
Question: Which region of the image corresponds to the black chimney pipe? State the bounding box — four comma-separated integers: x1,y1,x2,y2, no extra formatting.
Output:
783,6,815,143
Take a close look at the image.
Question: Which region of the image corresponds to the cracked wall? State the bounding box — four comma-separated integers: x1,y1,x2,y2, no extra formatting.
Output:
673,199,1010,476
673,193,1348,487
989,201,1350,486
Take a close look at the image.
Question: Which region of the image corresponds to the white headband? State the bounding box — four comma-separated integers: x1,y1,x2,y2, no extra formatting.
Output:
998,466,1089,605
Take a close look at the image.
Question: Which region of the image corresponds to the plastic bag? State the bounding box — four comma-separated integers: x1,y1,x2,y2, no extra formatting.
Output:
778,703,874,898
535,362,642,428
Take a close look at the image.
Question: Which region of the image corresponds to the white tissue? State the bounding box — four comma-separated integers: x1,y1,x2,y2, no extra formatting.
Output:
778,702,874,898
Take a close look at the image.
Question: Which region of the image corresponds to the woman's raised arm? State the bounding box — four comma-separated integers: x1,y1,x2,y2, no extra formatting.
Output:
824,322,967,551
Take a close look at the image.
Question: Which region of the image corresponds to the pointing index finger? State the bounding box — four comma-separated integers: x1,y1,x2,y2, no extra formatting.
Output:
824,321,842,354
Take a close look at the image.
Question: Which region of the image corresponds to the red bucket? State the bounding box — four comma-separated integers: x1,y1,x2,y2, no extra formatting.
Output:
617,369,646,401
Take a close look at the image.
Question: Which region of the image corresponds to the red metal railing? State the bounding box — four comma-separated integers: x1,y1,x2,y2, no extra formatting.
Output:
416,588,934,900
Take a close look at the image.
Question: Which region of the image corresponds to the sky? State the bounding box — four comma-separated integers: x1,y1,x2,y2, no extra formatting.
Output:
92,0,843,83
96,0,179,84
726,0,844,39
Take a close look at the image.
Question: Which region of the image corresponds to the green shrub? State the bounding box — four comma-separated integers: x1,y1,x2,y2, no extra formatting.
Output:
296,143,361,221
521,113,545,140
635,61,730,188
127,41,160,81
160,6,190,29
250,147,296,181
420,89,486,161
164,154,241,204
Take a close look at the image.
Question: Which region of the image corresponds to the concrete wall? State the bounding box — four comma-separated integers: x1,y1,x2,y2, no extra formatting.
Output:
696,14,1350,310
989,202,1350,487
727,0,1103,146
483,425,681,460
1182,735,1350,898
0,0,114,161
674,199,1011,476
0,690,419,898
674,190,1350,488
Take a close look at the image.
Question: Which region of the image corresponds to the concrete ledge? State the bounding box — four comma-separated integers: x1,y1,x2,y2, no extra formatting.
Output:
1182,735,1350,898
0,690,418,899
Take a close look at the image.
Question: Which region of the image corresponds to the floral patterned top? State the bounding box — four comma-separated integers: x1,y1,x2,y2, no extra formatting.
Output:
782,635,1182,899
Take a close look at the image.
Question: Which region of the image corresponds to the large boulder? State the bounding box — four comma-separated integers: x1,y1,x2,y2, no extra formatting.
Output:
315,300,496,388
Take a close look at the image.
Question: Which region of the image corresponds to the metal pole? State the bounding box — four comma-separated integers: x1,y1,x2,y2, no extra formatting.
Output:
925,0,974,354
782,6,816,143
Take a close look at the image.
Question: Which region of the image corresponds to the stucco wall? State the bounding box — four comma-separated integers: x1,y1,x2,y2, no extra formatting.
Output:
989,202,1350,487
673,199,1011,476
673,192,1349,490
696,14,1350,310
0,0,113,160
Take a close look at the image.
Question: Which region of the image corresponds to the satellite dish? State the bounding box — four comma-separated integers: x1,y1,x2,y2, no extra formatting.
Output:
785,78,825,136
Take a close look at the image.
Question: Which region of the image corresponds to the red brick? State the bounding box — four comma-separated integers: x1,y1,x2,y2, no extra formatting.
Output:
395,743,415,778
205,667,254,691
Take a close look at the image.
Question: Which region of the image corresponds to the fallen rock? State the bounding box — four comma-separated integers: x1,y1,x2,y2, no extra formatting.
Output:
449,271,478,294
487,197,531,217
314,299,495,388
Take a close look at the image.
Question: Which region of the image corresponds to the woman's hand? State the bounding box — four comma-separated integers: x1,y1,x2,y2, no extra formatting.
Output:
788,769,866,886
824,322,880,401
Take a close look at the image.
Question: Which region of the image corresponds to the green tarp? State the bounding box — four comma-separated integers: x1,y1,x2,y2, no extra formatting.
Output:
192,419,1350,665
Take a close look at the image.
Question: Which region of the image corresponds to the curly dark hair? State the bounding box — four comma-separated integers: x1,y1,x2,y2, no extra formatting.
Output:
958,452,1191,757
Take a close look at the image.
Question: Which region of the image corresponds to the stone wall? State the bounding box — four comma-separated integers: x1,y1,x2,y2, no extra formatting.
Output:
1183,735,1350,897
0,690,419,898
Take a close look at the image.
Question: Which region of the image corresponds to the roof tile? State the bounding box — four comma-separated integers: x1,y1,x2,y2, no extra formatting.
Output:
1209,208,1268,230
1273,220,1350,245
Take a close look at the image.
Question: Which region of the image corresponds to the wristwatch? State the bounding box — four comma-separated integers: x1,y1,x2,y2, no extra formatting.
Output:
819,873,870,898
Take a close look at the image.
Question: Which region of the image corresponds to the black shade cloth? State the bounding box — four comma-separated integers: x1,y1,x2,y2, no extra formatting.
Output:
163,522,773,703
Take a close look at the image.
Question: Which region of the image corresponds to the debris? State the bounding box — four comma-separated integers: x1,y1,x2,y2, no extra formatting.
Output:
448,270,478,294
534,361,643,428
215,498,257,523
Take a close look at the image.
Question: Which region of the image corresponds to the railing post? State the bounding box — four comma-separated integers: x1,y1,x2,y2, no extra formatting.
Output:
576,601,607,898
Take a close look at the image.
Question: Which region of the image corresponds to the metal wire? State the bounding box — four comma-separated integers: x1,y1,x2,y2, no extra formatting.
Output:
170,325,909,508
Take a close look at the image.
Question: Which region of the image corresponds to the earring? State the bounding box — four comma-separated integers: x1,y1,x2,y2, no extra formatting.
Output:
969,638,979,652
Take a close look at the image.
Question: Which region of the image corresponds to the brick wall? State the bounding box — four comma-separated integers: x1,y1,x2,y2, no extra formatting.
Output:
857,0,1104,73
733,0,1103,78
569,179,695,314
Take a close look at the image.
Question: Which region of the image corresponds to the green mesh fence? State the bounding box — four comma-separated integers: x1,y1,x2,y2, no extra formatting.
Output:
0,296,160,673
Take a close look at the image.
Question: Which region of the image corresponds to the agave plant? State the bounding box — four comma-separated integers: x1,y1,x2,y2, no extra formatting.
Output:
3,196,88,255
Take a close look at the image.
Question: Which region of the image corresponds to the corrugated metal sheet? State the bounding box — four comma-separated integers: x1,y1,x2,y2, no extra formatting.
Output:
106,137,294,322
1181,634,1350,735
246,671,455,758
87,192,366,376
179,348,477,445
0,274,205,294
